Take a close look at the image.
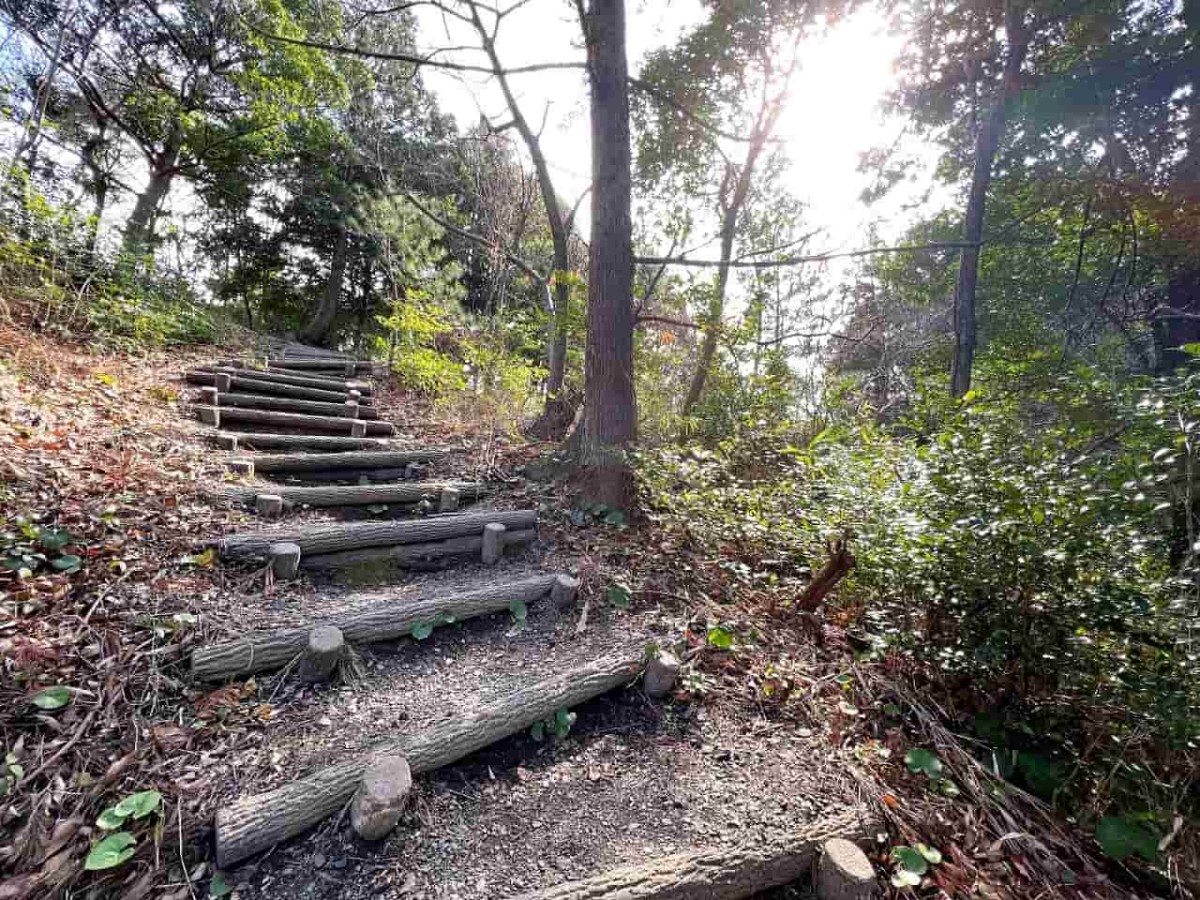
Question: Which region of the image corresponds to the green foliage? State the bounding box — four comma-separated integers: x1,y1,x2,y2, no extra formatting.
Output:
30,686,70,710
3,752,24,796
2,519,83,578
84,832,137,871
531,706,578,743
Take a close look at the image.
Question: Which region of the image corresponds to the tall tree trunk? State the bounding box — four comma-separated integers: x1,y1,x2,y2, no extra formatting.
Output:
579,0,636,507
122,129,182,258
299,226,349,346
950,0,1030,398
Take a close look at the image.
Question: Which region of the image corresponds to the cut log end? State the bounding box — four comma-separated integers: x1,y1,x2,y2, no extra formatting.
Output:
550,574,579,610
270,542,301,580
816,838,878,900
215,373,233,392
227,458,255,478
299,625,345,683
644,651,680,699
439,487,460,513
200,386,219,406
350,755,411,841
197,407,220,427
217,434,239,452
481,522,507,565
255,494,284,518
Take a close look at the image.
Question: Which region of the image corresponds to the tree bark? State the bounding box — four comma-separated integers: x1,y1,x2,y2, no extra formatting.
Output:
122,127,182,258
195,406,394,435
579,0,637,508
302,528,536,572
513,809,876,900
299,225,350,346
214,651,643,866
950,0,1030,398
218,509,538,558
192,574,560,680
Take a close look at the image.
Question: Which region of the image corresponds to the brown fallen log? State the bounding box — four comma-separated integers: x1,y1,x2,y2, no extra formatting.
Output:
192,574,559,680
214,651,642,866
209,432,390,452
302,528,536,571
194,406,394,436
266,468,410,484
219,509,537,558
206,366,374,396
250,449,445,473
213,481,485,509
512,809,877,900
211,392,380,420
186,371,370,404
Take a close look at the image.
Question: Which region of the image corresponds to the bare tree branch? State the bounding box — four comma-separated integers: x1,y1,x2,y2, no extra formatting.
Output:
636,241,980,269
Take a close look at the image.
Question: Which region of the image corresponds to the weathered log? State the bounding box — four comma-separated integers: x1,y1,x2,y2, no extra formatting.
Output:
255,494,283,518
301,528,537,571
266,468,411,485
186,371,370,404
298,625,344,683
212,392,380,420
248,450,446,478
213,651,643,866
512,809,877,900
215,481,484,510
194,406,393,436
220,509,537,558
268,359,373,373
439,486,460,513
209,432,390,452
191,574,559,680
201,366,374,396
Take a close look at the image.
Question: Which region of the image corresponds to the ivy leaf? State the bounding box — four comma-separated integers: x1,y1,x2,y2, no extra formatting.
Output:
84,832,137,871
509,599,527,623
37,528,74,551
530,720,545,742
114,789,161,820
410,621,434,641
904,748,943,778
209,872,234,898
602,508,627,526
706,626,734,650
915,843,942,864
31,686,71,710
96,807,127,830
51,554,83,572
606,584,632,609
1095,815,1159,862
891,845,929,876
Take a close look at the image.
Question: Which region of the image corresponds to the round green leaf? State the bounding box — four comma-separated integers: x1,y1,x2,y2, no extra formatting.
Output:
51,554,83,572
84,832,137,871
509,599,528,623
891,845,929,876
114,789,161,820
904,748,943,778
410,621,434,641
916,842,942,864
96,807,127,830
31,686,71,710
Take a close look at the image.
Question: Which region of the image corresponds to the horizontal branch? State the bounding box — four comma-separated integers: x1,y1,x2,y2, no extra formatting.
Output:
636,241,980,270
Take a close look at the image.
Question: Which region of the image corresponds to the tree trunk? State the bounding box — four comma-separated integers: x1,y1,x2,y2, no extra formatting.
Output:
299,225,349,346
214,652,642,866
950,1,1030,398
579,0,637,508
192,574,560,680
218,509,538,558
514,810,875,900
123,129,182,258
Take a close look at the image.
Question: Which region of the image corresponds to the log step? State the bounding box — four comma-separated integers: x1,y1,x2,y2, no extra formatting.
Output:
207,392,380,420
207,366,373,396
194,406,394,436
249,450,446,473
302,528,537,572
214,481,485,510
512,809,877,900
213,651,643,866
268,359,374,374
209,432,391,452
265,468,412,485
219,509,537,558
191,573,561,680
186,371,371,404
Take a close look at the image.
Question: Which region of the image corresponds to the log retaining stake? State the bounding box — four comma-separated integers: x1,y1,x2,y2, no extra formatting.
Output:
215,373,233,392
550,574,579,610
343,400,360,418
270,542,301,580
816,838,878,899
217,434,238,452
197,407,220,427
481,523,506,565
351,420,367,438
200,386,219,406
227,458,255,478
350,755,411,841
299,625,344,683
255,494,284,518
644,651,680,699
439,487,460,513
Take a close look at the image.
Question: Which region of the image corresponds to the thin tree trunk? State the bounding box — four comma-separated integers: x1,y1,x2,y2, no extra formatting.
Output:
299,226,349,346
950,1,1030,398
123,129,182,258
579,0,636,507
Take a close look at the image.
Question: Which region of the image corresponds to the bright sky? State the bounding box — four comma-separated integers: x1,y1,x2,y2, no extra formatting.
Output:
413,1,941,259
